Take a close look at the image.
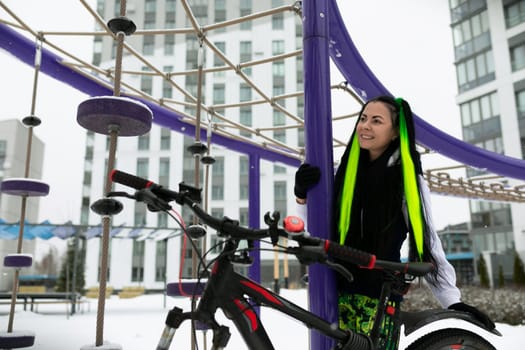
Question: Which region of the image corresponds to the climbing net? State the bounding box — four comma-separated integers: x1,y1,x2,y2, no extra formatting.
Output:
0,0,524,203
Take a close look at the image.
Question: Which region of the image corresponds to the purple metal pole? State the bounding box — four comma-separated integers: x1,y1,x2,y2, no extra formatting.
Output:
303,1,337,350
248,153,261,283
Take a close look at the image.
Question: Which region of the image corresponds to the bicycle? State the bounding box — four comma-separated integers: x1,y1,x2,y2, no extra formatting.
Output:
104,169,502,350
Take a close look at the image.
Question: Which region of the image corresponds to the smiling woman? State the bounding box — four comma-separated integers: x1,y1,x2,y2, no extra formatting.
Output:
294,95,495,349
356,101,399,161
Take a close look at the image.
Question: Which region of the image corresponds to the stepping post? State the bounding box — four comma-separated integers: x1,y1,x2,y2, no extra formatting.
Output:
77,96,151,348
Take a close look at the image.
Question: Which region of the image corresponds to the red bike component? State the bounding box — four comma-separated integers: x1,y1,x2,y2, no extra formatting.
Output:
283,215,304,232
233,298,258,332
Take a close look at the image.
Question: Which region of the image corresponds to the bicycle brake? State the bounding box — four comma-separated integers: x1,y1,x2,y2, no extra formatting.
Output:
264,211,280,245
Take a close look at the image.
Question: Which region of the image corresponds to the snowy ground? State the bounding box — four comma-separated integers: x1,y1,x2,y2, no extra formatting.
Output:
0,290,522,349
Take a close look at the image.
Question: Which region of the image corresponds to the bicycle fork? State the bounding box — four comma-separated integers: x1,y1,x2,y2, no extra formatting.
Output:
156,306,231,350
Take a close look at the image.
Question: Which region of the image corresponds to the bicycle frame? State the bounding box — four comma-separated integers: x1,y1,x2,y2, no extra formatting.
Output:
162,239,365,350
107,170,500,350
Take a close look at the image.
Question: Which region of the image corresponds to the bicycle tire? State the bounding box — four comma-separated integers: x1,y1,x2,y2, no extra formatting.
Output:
405,328,496,350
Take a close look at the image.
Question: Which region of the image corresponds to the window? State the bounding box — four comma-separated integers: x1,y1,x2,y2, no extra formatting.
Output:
456,50,495,92
137,158,149,178
163,66,173,98
511,43,525,71
213,84,225,104
155,240,167,281
211,208,224,218
240,0,252,30
274,165,286,174
273,111,285,126
159,157,170,186
272,13,284,30
240,107,252,138
210,234,224,254
145,0,156,13
165,13,175,29
274,181,287,218
143,36,155,55
131,240,145,282
240,41,252,76
141,67,153,95
452,11,490,61
272,40,285,55
160,128,171,150
273,130,286,143
239,207,249,226
158,212,168,228
166,0,176,12
240,84,252,102
214,41,225,77
272,61,285,77
461,92,502,145
215,0,226,28
138,133,150,150
134,202,147,226
505,0,525,28
239,156,249,200
212,156,224,200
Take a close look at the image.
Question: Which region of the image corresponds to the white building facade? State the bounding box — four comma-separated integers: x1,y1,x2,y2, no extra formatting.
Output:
449,0,525,272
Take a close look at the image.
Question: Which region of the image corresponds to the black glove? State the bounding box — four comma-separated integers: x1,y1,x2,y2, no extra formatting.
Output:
294,163,321,199
448,302,495,330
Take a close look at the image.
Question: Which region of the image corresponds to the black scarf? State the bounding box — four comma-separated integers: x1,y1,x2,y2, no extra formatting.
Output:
333,140,409,297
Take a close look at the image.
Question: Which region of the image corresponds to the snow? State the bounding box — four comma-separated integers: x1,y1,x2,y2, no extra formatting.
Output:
0,290,522,349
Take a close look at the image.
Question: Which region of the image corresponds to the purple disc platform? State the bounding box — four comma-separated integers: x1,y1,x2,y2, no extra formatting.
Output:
0,331,35,349
0,178,49,197
4,254,33,268
77,96,152,136
166,280,205,297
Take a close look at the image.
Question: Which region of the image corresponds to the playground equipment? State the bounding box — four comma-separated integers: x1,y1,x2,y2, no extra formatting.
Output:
1,1,525,350
0,40,50,349
76,1,152,349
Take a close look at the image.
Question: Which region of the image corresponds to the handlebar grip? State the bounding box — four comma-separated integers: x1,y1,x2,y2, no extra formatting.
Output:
110,169,153,190
323,241,376,268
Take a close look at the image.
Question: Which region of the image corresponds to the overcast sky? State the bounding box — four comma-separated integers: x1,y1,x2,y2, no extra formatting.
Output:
0,0,470,229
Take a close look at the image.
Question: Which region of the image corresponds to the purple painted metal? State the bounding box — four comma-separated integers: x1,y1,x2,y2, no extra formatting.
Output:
326,0,525,180
3,254,33,268
0,178,50,197
77,96,152,136
248,154,261,284
303,1,337,350
0,23,300,168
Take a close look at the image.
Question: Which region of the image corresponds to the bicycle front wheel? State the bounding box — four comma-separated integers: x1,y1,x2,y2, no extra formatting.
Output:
405,328,496,350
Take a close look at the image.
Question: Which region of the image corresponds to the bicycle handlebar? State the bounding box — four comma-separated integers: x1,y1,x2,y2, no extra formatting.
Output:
110,169,433,277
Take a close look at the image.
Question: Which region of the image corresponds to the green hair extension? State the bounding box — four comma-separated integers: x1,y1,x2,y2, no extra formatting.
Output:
338,132,360,245
396,98,424,260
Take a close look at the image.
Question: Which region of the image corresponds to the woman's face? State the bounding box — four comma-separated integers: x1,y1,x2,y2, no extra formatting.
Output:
356,101,399,161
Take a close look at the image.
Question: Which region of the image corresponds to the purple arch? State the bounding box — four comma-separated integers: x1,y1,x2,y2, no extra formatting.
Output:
326,0,525,180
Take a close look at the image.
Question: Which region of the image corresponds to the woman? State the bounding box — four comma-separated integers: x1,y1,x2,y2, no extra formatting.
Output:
294,96,494,349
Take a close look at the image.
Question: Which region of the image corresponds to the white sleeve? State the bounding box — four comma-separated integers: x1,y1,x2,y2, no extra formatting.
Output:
295,202,308,226
413,176,462,308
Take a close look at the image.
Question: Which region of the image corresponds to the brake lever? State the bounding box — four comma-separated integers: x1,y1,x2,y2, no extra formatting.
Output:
325,260,354,284
106,191,136,200
108,189,172,211
135,188,172,211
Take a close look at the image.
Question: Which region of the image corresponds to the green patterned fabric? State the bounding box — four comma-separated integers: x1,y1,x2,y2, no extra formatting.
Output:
339,293,400,350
